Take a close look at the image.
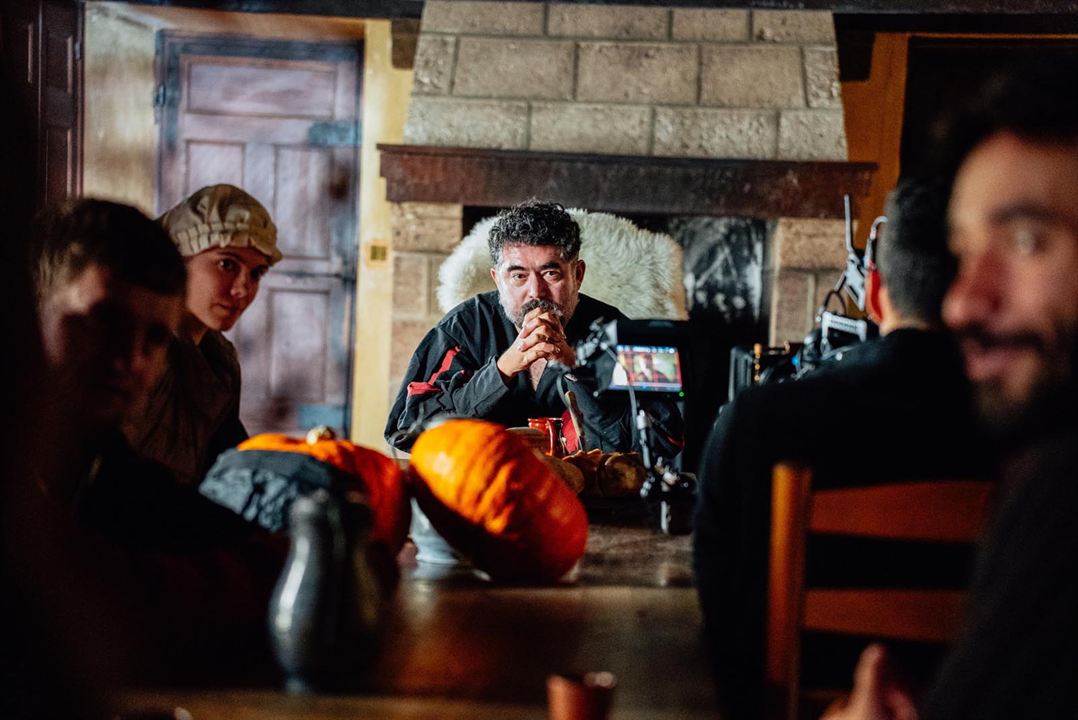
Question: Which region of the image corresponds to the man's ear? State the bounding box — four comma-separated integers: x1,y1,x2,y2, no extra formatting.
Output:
489,266,499,287
865,268,884,324
574,258,586,284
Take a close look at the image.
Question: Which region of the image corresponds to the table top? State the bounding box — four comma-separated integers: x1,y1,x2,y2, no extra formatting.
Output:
122,522,718,719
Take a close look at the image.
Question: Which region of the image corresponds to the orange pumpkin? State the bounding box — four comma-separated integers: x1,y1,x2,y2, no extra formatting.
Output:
409,419,588,583
237,427,411,555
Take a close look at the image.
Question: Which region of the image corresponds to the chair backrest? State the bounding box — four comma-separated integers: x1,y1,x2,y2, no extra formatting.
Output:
766,462,993,720
436,209,688,320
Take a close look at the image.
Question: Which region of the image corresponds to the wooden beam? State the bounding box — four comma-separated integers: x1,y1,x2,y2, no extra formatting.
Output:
531,0,1078,9
390,18,419,69
111,0,1078,17
116,0,422,19
379,144,876,219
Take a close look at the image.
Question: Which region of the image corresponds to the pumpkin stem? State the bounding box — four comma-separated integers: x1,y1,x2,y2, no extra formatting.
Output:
306,425,337,444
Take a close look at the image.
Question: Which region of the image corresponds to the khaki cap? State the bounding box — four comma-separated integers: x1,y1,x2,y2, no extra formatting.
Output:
160,184,282,264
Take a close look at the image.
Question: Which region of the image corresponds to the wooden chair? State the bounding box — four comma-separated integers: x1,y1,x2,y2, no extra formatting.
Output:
766,463,994,720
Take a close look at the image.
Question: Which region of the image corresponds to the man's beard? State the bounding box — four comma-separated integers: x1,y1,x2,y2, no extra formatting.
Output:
960,320,1078,448
502,297,568,330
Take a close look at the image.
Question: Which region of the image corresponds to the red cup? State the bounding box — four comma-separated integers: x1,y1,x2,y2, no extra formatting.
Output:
547,671,617,720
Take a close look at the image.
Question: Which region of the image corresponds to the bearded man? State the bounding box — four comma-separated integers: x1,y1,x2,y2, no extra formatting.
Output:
386,200,683,455
825,58,1078,720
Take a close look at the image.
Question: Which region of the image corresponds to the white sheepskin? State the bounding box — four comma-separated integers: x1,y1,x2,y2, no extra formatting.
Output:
436,209,688,320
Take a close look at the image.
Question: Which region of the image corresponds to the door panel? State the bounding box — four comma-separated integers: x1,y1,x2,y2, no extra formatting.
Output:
275,147,334,260
40,0,79,204
270,289,329,401
159,34,361,437
186,141,244,190
187,60,337,118
4,0,81,208
44,125,72,199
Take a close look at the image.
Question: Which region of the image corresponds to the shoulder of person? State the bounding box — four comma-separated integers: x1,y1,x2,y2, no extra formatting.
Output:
438,291,503,335
200,331,241,376
727,375,824,423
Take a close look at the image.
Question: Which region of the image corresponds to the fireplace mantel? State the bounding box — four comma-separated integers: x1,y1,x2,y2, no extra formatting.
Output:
379,144,875,219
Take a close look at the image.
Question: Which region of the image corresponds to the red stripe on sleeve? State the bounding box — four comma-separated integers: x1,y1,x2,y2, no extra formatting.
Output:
561,409,579,453
406,346,461,397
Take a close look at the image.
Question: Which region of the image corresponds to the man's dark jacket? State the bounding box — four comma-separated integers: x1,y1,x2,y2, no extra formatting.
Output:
920,421,1078,719
385,291,683,454
693,328,989,718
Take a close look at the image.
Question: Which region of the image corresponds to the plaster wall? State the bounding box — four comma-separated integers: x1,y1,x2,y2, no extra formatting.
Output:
83,6,157,214
351,20,416,450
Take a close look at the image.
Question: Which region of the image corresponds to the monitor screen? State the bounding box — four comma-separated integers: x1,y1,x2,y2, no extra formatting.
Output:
608,344,683,393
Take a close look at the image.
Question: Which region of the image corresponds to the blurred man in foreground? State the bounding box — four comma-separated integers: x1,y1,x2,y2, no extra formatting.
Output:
32,199,250,549
827,59,1078,720
27,199,284,687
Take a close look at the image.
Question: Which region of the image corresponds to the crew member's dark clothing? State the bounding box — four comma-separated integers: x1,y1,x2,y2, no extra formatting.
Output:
693,329,989,718
385,291,684,454
70,431,285,683
920,426,1078,720
76,430,253,552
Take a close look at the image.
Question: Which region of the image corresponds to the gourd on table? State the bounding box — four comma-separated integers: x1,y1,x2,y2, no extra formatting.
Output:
408,419,588,583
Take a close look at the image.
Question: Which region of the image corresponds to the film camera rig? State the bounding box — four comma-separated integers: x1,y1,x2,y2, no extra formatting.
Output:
555,318,695,535
728,196,887,399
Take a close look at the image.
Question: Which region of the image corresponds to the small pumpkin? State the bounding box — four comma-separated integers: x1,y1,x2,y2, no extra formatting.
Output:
409,419,588,583
563,448,604,496
539,454,587,495
597,452,647,498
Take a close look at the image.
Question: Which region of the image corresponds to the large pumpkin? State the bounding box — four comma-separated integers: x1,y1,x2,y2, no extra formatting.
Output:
409,419,588,583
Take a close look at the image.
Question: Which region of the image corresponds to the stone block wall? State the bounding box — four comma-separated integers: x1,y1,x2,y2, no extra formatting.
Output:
768,218,849,344
406,1,846,161
390,2,854,397
388,202,462,407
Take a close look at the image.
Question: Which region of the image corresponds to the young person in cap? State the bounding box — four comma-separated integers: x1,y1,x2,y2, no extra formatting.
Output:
126,184,282,487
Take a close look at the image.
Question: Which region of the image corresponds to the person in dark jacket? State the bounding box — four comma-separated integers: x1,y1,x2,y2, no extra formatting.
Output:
826,60,1078,720
386,200,683,455
693,178,989,719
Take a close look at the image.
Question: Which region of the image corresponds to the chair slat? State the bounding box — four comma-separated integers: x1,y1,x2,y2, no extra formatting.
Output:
803,589,966,642
808,481,992,542
767,463,993,720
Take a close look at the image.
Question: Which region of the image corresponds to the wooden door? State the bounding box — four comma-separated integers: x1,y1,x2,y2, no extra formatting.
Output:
158,34,361,437
2,0,82,208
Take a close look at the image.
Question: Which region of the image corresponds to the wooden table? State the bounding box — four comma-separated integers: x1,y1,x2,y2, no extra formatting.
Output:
122,522,718,719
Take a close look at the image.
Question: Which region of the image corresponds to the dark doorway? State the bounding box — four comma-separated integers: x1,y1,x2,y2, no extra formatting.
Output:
157,33,362,436
901,37,1078,177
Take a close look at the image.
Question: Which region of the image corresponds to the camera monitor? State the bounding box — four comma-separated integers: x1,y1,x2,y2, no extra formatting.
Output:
574,318,689,397
608,344,683,394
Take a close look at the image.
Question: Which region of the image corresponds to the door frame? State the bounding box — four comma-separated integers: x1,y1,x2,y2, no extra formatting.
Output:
155,31,364,434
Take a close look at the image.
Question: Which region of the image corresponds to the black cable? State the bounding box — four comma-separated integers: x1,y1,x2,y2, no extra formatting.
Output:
606,346,655,470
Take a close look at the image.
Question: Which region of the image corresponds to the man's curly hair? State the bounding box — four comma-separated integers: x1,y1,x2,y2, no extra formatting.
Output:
487,200,581,265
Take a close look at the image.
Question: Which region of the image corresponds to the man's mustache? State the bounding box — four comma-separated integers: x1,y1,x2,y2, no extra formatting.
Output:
520,298,564,319
955,326,1046,353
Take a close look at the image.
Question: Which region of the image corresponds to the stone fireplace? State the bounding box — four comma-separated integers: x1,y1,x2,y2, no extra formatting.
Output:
379,1,874,463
